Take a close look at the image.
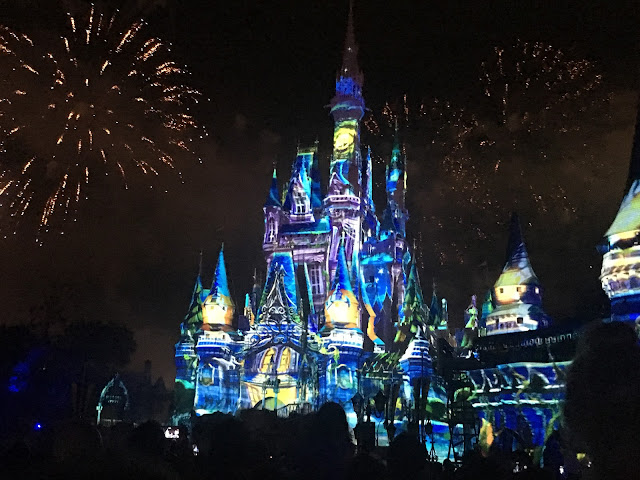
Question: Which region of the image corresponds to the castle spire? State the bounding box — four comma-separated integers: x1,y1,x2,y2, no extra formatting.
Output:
339,0,363,88
331,241,353,294
310,147,323,209
265,167,281,207
184,271,204,331
392,117,401,160
624,97,640,193
500,212,538,285
210,244,231,298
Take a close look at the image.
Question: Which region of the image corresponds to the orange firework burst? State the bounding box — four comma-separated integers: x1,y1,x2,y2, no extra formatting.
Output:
0,4,205,237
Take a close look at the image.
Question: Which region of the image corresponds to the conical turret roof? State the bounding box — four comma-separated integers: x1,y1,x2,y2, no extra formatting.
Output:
265,168,281,208
604,100,640,238
330,241,354,295
184,274,204,327
495,213,539,287
338,0,363,86
310,149,323,209
210,245,232,301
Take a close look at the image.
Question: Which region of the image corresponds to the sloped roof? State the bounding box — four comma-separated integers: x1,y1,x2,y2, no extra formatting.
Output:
494,213,539,287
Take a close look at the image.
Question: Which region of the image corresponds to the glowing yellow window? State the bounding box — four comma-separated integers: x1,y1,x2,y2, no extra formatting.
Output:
278,348,291,373
261,348,276,373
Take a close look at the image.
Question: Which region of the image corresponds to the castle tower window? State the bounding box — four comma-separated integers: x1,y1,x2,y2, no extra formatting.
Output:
267,217,277,243
277,347,291,373
293,190,308,214
517,317,524,324
261,348,276,373
308,264,324,295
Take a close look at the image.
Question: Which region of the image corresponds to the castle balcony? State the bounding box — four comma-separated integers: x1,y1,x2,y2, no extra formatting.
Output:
323,327,364,350
324,194,360,210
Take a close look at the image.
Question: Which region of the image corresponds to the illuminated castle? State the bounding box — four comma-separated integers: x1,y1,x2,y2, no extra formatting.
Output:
482,213,550,335
173,7,438,424
600,106,640,325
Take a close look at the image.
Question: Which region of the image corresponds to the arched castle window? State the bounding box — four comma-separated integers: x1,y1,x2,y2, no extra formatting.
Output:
261,348,276,373
267,217,277,243
277,347,291,373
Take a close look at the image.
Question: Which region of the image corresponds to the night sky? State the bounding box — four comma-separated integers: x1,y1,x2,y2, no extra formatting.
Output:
0,0,639,384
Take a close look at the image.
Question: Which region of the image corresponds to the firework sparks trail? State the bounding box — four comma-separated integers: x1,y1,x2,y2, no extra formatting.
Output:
364,40,610,267
0,5,205,238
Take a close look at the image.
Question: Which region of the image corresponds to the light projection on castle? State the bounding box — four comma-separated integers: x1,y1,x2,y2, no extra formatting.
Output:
170,5,607,460
600,108,640,325
173,6,452,440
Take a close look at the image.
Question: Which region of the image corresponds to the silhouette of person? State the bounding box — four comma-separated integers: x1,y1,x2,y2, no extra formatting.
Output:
564,321,640,479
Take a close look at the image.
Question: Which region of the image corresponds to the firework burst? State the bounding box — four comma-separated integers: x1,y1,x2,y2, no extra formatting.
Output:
363,40,612,315
0,4,204,237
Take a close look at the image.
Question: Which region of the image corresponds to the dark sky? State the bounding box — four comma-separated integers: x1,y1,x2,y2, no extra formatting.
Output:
0,0,639,383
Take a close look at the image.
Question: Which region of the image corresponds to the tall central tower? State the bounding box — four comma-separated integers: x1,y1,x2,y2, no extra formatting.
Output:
325,2,365,274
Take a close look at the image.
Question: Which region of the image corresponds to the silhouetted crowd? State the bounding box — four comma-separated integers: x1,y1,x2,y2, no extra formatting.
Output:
2,321,639,480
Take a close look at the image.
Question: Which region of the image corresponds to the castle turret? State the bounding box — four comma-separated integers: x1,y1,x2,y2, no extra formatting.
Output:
484,213,550,335
385,122,408,236
284,146,316,223
202,246,234,331
600,99,640,324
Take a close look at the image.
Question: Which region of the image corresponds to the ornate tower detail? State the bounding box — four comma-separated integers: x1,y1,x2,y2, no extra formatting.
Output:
385,122,408,237
484,213,550,335
264,168,281,245
600,100,640,325
284,147,317,223
326,2,365,272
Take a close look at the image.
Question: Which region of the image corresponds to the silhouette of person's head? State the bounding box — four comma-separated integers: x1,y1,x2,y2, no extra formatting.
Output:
128,420,165,457
564,321,640,478
316,402,351,445
52,421,102,462
387,433,426,479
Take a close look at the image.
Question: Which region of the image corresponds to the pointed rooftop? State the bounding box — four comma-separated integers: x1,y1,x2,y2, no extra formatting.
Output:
428,282,442,327
325,241,360,330
210,245,232,300
310,147,324,209
265,168,281,208
338,0,363,87
202,245,234,330
330,241,354,294
260,252,297,312
391,118,401,166
259,266,299,324
402,260,427,332
184,273,204,330
283,147,314,212
495,213,539,287
604,100,640,239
